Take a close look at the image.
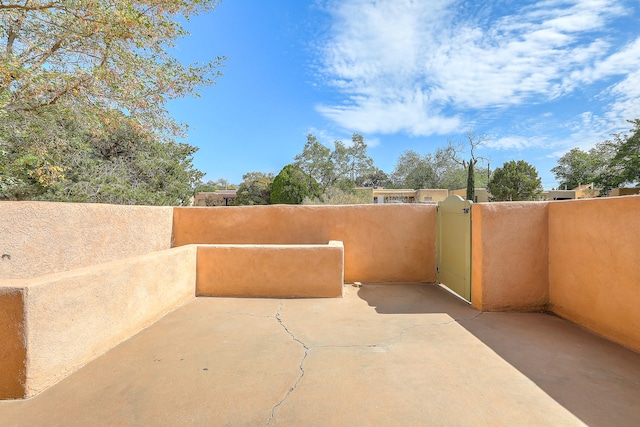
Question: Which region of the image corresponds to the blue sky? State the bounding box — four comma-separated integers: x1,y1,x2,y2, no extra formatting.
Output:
168,0,640,189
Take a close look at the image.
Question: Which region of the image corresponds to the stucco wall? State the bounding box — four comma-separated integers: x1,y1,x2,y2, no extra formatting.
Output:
173,204,436,283
197,242,344,298
1,246,196,399
0,286,26,399
0,202,174,279
548,196,640,353
472,202,549,311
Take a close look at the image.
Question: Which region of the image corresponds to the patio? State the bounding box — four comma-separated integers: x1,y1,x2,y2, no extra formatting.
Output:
1,283,638,426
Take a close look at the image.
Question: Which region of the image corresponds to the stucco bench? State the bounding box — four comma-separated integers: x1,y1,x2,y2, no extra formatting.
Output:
0,241,344,399
196,241,344,298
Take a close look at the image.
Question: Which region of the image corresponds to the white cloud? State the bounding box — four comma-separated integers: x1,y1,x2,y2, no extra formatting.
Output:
487,135,549,150
315,0,638,138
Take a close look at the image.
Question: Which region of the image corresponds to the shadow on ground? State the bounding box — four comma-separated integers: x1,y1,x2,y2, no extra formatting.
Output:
358,283,640,427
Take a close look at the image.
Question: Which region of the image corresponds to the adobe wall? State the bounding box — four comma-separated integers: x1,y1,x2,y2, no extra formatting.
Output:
11,246,196,398
0,202,174,279
548,196,640,353
197,242,344,298
173,204,436,284
471,202,549,311
0,286,26,399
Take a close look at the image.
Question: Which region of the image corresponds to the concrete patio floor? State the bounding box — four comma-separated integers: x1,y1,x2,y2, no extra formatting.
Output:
1,283,639,426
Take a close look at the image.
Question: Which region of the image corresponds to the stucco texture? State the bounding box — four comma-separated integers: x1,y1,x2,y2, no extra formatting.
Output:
0,202,174,279
0,287,26,399
472,202,549,311
196,243,344,298
2,246,197,399
549,196,640,353
173,204,436,283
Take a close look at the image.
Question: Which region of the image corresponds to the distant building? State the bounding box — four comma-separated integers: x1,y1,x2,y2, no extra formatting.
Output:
449,188,490,203
574,183,599,199
609,187,640,197
194,190,237,206
371,188,449,204
451,187,578,202
540,189,575,201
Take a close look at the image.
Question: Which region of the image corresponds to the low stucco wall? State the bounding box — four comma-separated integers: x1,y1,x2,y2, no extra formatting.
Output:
0,246,197,399
0,202,174,279
549,196,640,353
173,204,436,284
471,202,549,311
197,242,344,298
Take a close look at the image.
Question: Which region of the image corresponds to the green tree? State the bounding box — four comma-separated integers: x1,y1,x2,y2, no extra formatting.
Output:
551,147,611,190
488,160,543,201
389,146,486,191
195,178,236,193
0,0,223,201
293,134,335,189
597,120,640,194
345,133,375,183
37,115,202,205
233,172,273,206
303,186,372,205
0,107,69,199
1,1,223,134
390,150,435,189
292,133,376,190
448,132,490,201
329,134,375,185
356,168,390,188
270,164,320,205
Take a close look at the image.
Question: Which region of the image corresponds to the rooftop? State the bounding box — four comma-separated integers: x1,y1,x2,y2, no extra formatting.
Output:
1,284,639,426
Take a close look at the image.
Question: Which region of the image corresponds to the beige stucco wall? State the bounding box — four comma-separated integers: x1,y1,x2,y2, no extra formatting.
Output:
609,188,640,197
415,189,449,203
0,202,174,279
0,286,26,399
173,204,436,283
548,196,640,353
450,188,490,203
197,242,344,298
1,246,196,399
472,202,549,311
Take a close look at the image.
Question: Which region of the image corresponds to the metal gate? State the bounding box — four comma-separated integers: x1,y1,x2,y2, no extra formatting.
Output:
436,195,472,302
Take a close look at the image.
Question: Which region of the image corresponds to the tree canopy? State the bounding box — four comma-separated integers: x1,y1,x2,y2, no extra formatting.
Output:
551,120,639,195
293,133,376,189
1,0,223,132
551,146,613,190
270,164,320,205
596,120,640,193
293,134,335,189
0,110,202,204
488,160,542,201
233,172,273,206
0,0,224,203
389,146,488,191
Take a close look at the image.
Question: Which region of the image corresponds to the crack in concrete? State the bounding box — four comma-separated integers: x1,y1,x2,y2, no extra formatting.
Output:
263,303,484,425
265,302,309,426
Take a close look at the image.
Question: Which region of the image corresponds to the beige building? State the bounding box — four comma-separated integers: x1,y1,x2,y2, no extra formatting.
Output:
194,190,237,206
371,188,449,204
540,189,575,201
452,188,578,202
573,183,599,198
609,187,640,197
450,188,490,203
